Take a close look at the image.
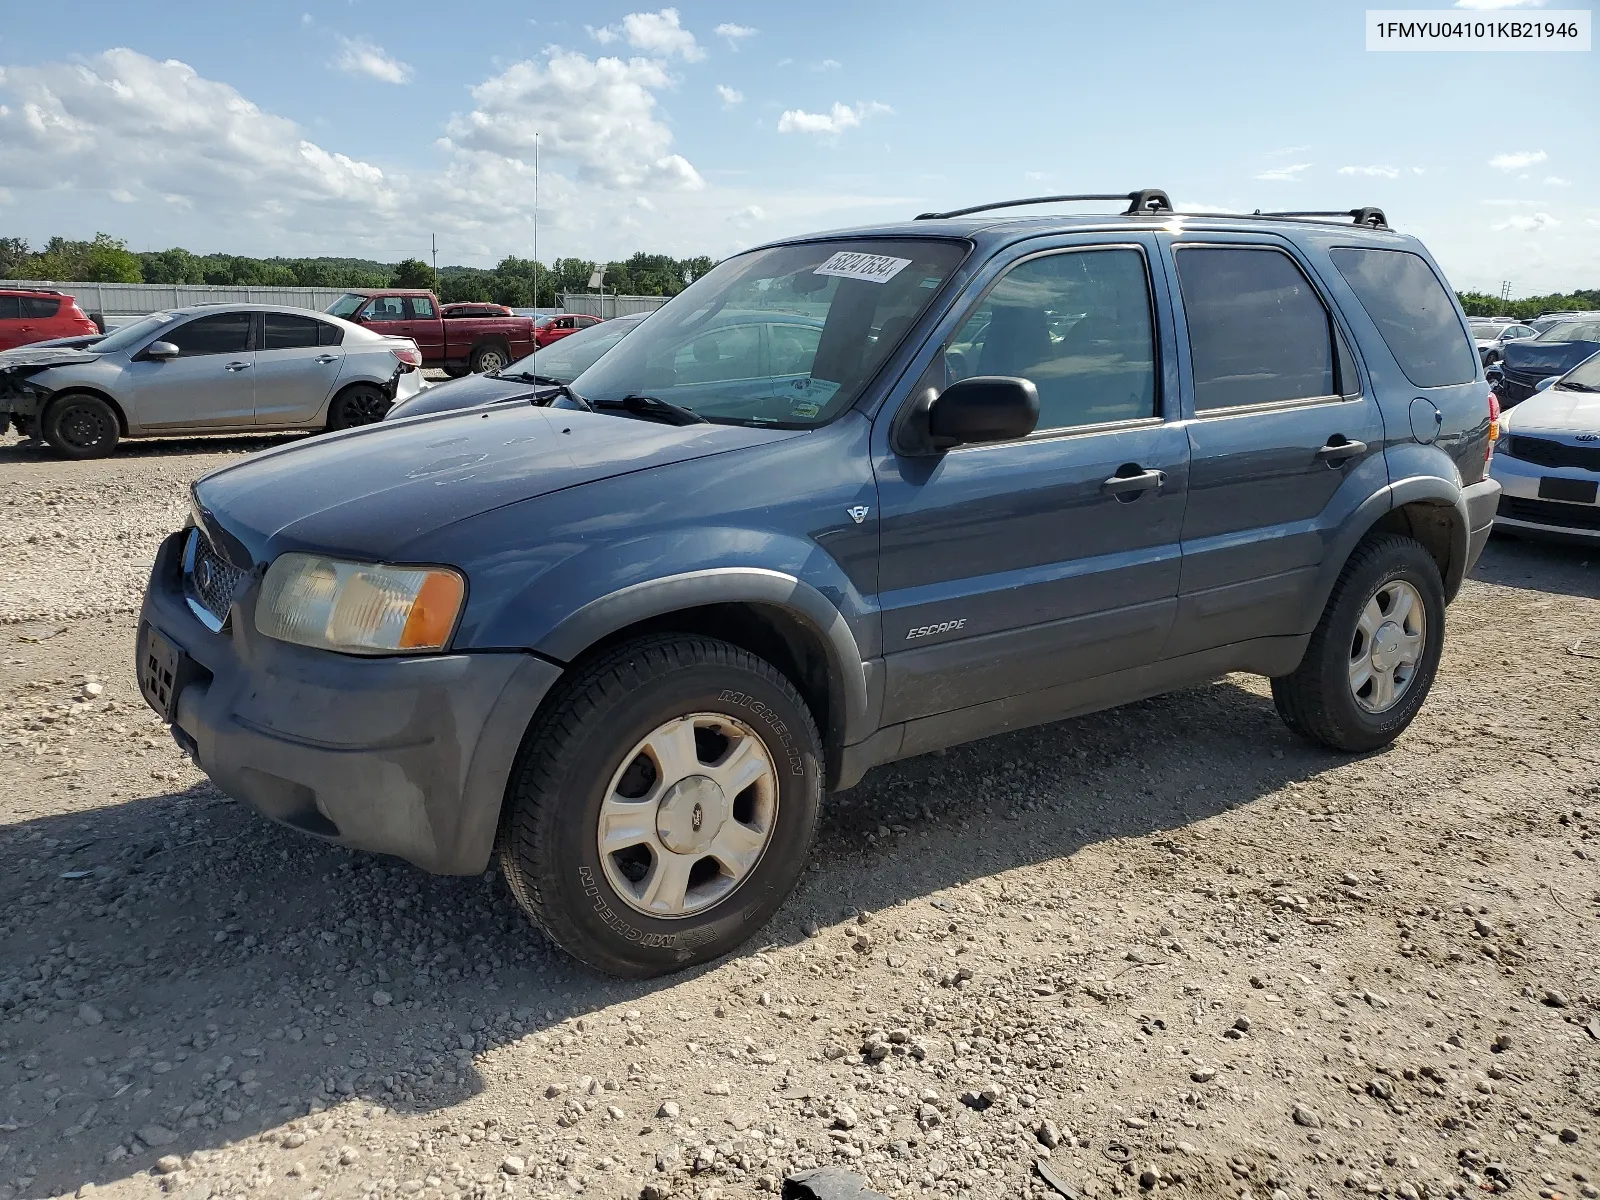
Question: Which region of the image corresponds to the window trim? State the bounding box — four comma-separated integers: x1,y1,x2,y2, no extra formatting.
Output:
929,241,1166,446
165,310,256,358
1172,241,1364,419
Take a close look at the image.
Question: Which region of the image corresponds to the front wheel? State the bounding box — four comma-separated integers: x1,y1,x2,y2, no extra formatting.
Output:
498,635,822,978
42,392,120,458
1272,534,1445,752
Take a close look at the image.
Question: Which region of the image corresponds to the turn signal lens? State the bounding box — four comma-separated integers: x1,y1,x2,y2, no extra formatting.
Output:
1487,390,1501,442
256,554,465,654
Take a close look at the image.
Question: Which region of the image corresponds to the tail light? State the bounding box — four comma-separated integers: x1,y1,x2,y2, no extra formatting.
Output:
390,343,422,369
1486,390,1500,467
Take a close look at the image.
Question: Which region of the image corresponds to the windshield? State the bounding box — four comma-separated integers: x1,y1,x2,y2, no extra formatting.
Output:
503,316,644,384
93,313,173,354
1539,321,1600,343
1558,351,1600,391
570,239,969,426
326,293,366,319
1470,324,1502,339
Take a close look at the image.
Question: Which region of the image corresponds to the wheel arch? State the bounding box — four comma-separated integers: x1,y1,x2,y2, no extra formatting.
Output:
44,386,128,437
537,569,870,788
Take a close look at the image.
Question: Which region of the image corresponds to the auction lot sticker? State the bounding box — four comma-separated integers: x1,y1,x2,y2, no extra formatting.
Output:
814,251,913,284
1367,9,1591,50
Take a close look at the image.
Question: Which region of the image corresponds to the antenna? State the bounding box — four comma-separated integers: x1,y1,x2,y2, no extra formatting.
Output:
531,131,539,376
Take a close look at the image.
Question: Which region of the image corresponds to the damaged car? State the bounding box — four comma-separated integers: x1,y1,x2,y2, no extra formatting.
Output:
1,304,424,458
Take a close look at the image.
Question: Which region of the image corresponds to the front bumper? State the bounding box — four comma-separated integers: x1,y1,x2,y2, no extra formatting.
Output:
138,530,562,874
1490,452,1600,541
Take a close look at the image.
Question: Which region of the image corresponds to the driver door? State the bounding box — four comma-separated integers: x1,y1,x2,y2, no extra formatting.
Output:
124,311,256,430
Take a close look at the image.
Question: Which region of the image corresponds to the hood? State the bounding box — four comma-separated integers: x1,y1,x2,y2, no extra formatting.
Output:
384,371,543,420
1502,338,1600,376
0,345,101,370
1502,385,1600,435
193,402,802,566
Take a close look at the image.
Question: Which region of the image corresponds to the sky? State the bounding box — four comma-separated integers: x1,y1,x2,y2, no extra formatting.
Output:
0,0,1594,296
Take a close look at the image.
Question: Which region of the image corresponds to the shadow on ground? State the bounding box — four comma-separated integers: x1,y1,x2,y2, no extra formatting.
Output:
0,432,304,466
1470,530,1598,601
1,676,1350,1193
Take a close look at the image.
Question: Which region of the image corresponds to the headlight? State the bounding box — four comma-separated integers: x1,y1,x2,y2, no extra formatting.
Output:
256,554,465,654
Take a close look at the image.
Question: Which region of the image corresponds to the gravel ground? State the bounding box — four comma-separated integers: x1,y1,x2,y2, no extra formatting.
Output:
2,430,1598,1200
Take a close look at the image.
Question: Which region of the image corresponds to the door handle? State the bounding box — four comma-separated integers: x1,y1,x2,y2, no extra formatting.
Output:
1316,437,1366,464
224,361,252,372
315,354,338,364
1102,468,1165,496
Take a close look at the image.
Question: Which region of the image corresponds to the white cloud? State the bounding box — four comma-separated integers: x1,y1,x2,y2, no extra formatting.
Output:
590,8,703,61
333,37,413,85
300,13,313,26
727,203,766,228
777,101,891,136
813,58,842,71
1455,0,1544,7
446,50,704,190
109,188,136,203
1492,212,1560,232
716,84,743,108
1489,149,1547,171
713,22,757,47
1544,175,1572,186
1255,163,1312,182
1338,164,1400,179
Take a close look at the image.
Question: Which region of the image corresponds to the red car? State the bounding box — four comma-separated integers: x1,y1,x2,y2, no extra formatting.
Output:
0,289,100,351
534,313,604,348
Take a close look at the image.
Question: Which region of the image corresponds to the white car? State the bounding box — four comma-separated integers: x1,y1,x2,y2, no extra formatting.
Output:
1492,350,1600,541
1471,320,1536,367
0,304,423,458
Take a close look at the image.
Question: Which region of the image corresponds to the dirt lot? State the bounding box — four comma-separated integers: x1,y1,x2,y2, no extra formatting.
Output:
2,430,1598,1200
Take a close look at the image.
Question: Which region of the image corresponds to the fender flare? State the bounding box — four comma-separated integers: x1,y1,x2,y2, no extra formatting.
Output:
1303,476,1468,630
537,567,872,745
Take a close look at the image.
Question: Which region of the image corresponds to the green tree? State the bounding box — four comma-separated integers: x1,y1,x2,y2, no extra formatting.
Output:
0,237,31,278
390,258,436,289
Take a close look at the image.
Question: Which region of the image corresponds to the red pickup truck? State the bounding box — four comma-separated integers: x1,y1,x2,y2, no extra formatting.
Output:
326,289,536,376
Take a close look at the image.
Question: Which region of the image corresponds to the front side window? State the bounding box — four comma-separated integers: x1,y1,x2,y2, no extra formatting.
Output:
409,297,436,319
1176,246,1335,411
263,313,325,350
572,238,968,427
945,247,1158,432
1328,247,1477,387
165,312,252,357
360,296,406,322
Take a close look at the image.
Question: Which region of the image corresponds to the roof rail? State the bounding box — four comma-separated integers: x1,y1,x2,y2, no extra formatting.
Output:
1260,207,1388,229
915,189,1173,221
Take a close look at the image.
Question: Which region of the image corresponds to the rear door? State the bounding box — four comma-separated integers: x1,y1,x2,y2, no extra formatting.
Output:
872,236,1189,725
253,313,346,426
1161,236,1387,656
0,295,24,350
122,311,256,429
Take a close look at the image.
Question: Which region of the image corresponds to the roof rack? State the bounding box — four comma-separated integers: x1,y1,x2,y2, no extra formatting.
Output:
914,189,1173,221
1260,207,1388,229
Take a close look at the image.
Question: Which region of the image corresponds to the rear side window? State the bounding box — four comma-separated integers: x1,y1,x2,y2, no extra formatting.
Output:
1329,248,1476,387
1175,246,1335,411
263,313,325,350
319,322,343,347
22,296,61,318
166,312,253,357
409,296,436,319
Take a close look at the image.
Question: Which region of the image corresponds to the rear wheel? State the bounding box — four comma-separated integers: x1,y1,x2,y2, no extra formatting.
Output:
325,384,390,430
42,392,120,459
1272,534,1445,752
469,343,508,374
498,634,823,978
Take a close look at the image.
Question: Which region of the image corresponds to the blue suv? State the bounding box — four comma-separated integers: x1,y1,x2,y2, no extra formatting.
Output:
137,191,1500,977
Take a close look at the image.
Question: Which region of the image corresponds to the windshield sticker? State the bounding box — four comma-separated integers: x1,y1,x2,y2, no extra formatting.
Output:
791,400,822,418
790,377,842,412
813,251,913,285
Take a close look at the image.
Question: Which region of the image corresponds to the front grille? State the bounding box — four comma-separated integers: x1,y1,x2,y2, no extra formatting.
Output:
1495,372,1538,404
183,528,247,631
1498,495,1600,532
1507,434,1600,472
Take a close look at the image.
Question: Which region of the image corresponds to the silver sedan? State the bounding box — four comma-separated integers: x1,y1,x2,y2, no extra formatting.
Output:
0,304,423,458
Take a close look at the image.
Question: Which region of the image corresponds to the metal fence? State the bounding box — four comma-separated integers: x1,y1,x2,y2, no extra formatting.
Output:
0,280,349,317
558,292,671,319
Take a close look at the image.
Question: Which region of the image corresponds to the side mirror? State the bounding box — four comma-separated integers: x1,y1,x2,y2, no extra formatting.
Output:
143,341,180,361
899,376,1039,454
1534,375,1558,394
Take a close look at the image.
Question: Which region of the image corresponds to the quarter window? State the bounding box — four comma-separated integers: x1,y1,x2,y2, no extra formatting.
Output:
1175,247,1335,410
262,313,325,350
409,296,436,319
164,312,253,357
1328,247,1476,388
21,296,61,318
946,248,1158,432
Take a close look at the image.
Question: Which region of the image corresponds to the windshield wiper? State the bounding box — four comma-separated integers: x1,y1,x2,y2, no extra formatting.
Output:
494,370,567,384
589,394,708,425
1555,381,1597,392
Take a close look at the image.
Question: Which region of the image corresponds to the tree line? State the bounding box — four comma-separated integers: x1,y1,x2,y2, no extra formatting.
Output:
0,234,716,307
4,232,1596,319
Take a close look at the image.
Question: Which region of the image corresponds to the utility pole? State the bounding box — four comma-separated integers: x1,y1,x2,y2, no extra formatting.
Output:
1499,280,1512,304
431,233,439,294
